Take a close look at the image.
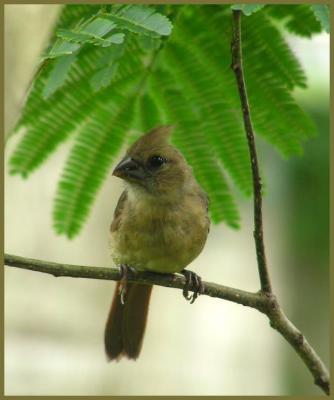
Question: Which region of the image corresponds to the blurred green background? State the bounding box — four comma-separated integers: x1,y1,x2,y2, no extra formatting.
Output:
4,5,329,395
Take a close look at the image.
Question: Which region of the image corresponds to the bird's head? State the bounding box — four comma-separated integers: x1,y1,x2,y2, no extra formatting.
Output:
113,126,194,197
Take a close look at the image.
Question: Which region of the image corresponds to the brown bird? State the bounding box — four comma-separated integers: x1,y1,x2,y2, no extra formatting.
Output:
104,126,210,360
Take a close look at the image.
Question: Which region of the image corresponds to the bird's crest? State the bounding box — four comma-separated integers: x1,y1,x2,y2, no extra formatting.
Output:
146,125,174,142
128,125,174,156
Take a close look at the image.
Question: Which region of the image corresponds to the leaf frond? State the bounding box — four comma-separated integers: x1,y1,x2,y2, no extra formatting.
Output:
53,77,139,238
101,5,173,38
10,39,143,177
266,5,322,37
162,40,252,196
8,4,319,237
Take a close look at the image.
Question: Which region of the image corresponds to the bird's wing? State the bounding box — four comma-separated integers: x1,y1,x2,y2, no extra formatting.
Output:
110,190,128,233
198,189,211,233
199,189,209,212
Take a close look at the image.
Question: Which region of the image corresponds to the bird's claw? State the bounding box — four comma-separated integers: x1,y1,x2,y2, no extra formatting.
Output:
181,269,204,304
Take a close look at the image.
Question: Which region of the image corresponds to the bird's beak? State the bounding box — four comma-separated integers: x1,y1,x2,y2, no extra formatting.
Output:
113,156,146,181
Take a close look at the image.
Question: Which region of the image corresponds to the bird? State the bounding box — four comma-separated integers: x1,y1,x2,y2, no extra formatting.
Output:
104,125,210,361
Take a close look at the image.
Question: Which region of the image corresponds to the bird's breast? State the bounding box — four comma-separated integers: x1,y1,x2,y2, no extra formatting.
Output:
110,195,209,273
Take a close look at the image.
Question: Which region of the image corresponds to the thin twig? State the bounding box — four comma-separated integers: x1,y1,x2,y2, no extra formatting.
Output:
4,253,330,394
231,10,272,294
230,10,329,395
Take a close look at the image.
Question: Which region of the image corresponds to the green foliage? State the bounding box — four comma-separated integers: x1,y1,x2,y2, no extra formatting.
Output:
100,5,172,37
240,12,315,155
160,13,252,200
231,4,265,16
266,5,322,37
8,4,326,238
53,77,138,237
43,53,77,98
41,5,171,98
311,5,330,33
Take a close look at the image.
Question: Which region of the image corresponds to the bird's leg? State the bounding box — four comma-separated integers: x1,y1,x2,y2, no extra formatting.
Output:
118,264,133,305
180,269,205,304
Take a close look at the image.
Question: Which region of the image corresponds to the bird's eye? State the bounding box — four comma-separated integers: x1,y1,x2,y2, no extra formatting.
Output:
147,155,166,169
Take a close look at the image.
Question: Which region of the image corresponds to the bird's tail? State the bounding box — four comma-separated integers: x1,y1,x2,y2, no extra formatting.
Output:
104,282,153,360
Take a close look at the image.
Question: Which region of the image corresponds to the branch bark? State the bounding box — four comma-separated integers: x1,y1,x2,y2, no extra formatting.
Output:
4,253,330,394
4,253,267,311
231,10,272,294
230,9,329,395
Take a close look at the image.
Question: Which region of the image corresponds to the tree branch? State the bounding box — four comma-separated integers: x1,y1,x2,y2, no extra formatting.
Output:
231,10,272,294
4,253,267,311
230,10,329,395
4,253,330,394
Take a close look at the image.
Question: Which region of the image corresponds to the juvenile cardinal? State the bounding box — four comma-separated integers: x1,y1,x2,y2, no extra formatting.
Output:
105,126,210,360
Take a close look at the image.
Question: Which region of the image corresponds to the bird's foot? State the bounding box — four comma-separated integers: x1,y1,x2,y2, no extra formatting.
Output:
118,264,134,305
180,269,204,304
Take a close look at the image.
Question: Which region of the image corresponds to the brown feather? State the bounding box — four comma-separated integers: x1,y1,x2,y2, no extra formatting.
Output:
128,125,174,156
104,282,153,360
110,190,128,233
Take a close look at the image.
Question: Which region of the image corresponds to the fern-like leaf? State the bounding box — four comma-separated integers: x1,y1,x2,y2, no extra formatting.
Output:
42,53,77,98
10,40,143,177
266,5,322,37
201,7,316,156
311,5,329,34
53,77,138,238
241,12,316,155
9,4,320,237
101,5,172,37
137,92,164,133
162,41,252,196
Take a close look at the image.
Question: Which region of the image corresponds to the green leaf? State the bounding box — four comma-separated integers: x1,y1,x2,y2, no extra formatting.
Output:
101,5,173,38
9,79,96,177
202,8,315,156
94,43,125,68
241,12,316,155
161,39,252,197
246,13,307,90
53,78,138,238
43,53,77,99
137,35,161,52
311,5,330,33
231,4,265,16
103,32,125,45
137,92,163,133
57,5,101,29
57,28,94,44
82,17,116,37
44,38,80,59
56,22,124,48
10,39,143,177
266,5,322,37
90,63,118,92
9,4,319,238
